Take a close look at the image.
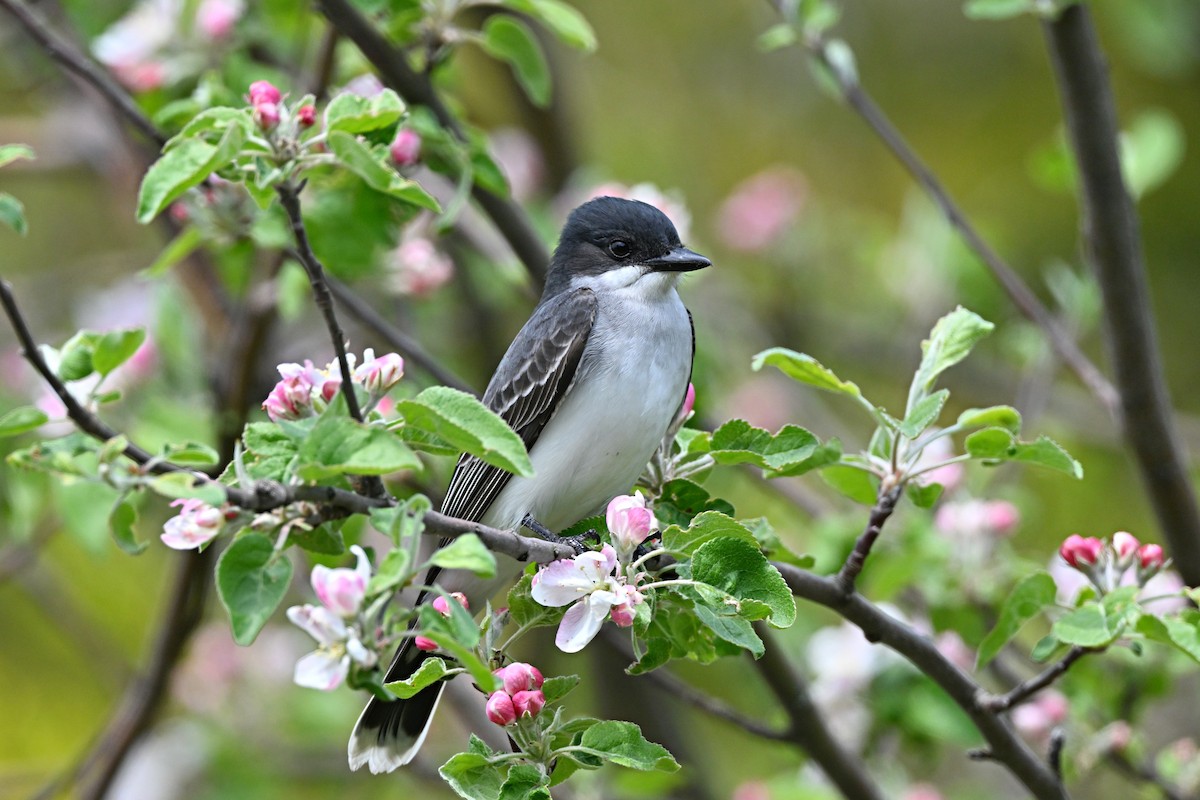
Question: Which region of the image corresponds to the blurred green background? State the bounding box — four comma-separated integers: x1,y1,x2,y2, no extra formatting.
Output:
2,1,1199,798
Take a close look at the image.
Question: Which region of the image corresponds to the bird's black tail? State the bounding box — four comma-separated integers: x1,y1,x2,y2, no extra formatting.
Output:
348,640,445,773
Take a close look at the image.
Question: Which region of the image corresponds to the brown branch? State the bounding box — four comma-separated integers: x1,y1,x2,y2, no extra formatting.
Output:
752,623,887,800
790,25,1119,418
1042,4,1200,588
0,0,166,147
774,563,1068,800
834,482,902,595
313,0,550,282
978,646,1091,712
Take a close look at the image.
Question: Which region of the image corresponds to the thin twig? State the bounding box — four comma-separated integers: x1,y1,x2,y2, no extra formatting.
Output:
834,482,902,595
325,273,476,394
774,563,1068,800
751,623,887,800
0,0,166,147
314,0,550,282
1047,728,1066,782
1107,749,1188,800
978,646,1091,712
1042,3,1200,588
791,25,1119,417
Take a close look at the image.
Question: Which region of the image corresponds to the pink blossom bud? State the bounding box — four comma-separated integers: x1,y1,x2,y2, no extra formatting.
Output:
297,104,317,128
1138,543,1165,570
486,690,517,726
496,662,544,695
254,101,280,130
355,352,405,396
390,129,421,167
168,202,189,223
311,545,371,617
606,493,656,552
511,689,545,719
1059,534,1103,569
248,80,281,106
1111,531,1140,568
610,601,636,627
432,592,469,617
414,636,438,652
161,498,225,550
679,383,696,421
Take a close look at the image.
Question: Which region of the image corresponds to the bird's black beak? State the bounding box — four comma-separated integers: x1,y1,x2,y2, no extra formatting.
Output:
645,246,711,273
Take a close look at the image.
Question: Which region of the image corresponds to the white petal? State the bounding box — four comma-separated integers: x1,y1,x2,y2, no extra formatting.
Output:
532,558,602,606
294,650,349,691
555,596,612,653
346,635,377,668
286,604,346,646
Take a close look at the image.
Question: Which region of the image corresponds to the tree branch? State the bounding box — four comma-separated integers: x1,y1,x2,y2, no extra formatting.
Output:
978,646,1091,713
751,623,887,800
1042,3,1200,588
0,0,166,147
789,24,1119,417
834,482,902,595
313,0,551,282
774,563,1068,800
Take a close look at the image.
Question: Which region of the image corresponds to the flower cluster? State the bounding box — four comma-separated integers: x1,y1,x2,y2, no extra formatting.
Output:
531,493,657,652
245,79,315,137
1059,531,1167,592
485,662,546,726
261,349,404,421
287,546,379,690
160,497,229,550
414,592,469,652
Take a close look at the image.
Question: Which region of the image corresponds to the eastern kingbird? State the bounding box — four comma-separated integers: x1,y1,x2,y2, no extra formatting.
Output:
348,195,710,773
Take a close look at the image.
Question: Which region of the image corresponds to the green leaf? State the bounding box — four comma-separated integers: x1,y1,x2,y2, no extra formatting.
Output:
957,405,1022,433
820,465,879,505
92,329,146,376
965,428,1083,478
1121,108,1185,199
976,571,1057,668
428,534,497,578
143,226,202,276
0,193,27,235
0,406,48,438
1052,587,1139,648
296,416,421,480
576,721,679,772
57,331,97,381
0,143,34,168
541,674,580,704
146,472,227,505
439,752,506,800
384,656,453,699
689,536,796,628
324,88,406,134
481,16,552,107
161,441,220,467
109,497,147,555
398,386,532,477
661,511,758,556
1030,633,1065,663
757,23,798,52
910,307,994,402
498,764,550,800
752,347,864,400
906,480,944,509
216,533,294,645
1137,610,1200,665
326,130,440,211
963,0,1038,20
499,0,597,51
708,419,831,475
900,389,949,439
367,547,412,595
137,127,243,223
689,600,764,656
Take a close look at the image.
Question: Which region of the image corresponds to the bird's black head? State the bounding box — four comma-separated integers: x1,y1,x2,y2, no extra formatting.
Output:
542,196,710,299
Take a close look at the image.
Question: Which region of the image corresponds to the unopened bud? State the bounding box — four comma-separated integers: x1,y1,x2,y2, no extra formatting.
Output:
486,690,517,726
390,128,421,167
512,689,546,719
248,80,281,106
297,104,317,128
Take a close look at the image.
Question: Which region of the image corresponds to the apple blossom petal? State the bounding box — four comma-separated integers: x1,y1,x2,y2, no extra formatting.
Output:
532,557,606,606
346,635,377,668
286,604,346,646
293,650,348,691
555,595,612,653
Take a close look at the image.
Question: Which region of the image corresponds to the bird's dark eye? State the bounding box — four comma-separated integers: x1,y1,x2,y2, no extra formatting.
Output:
608,240,631,259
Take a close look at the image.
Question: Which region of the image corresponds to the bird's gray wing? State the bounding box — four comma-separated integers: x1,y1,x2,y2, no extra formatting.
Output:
440,287,599,524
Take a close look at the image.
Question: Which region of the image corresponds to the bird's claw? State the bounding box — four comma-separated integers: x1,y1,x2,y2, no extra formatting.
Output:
521,515,598,556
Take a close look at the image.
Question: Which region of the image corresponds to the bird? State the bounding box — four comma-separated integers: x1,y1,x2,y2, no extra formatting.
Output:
348,195,710,773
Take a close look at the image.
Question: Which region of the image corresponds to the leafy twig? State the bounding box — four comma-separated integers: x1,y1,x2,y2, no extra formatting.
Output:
834,482,902,596
978,646,1091,712
774,562,1068,800
1042,3,1200,588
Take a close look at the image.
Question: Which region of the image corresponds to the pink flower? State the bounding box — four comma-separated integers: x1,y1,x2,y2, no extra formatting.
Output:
354,350,405,397
196,0,242,39
609,584,644,628
934,499,1020,540
512,689,546,719
390,129,422,167
911,432,964,492
248,80,281,106
387,237,454,296
531,545,638,652
715,166,808,253
254,101,280,130
161,498,225,550
296,104,317,128
495,662,544,696
1059,534,1103,569
606,492,656,554
486,690,517,726
1138,543,1165,570
311,545,371,617
1112,531,1140,560
287,604,377,690
432,592,469,616
1012,690,1069,743
413,636,438,652
262,364,315,421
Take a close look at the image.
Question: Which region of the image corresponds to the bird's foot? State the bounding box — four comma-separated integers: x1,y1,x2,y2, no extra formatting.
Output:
521,514,597,556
